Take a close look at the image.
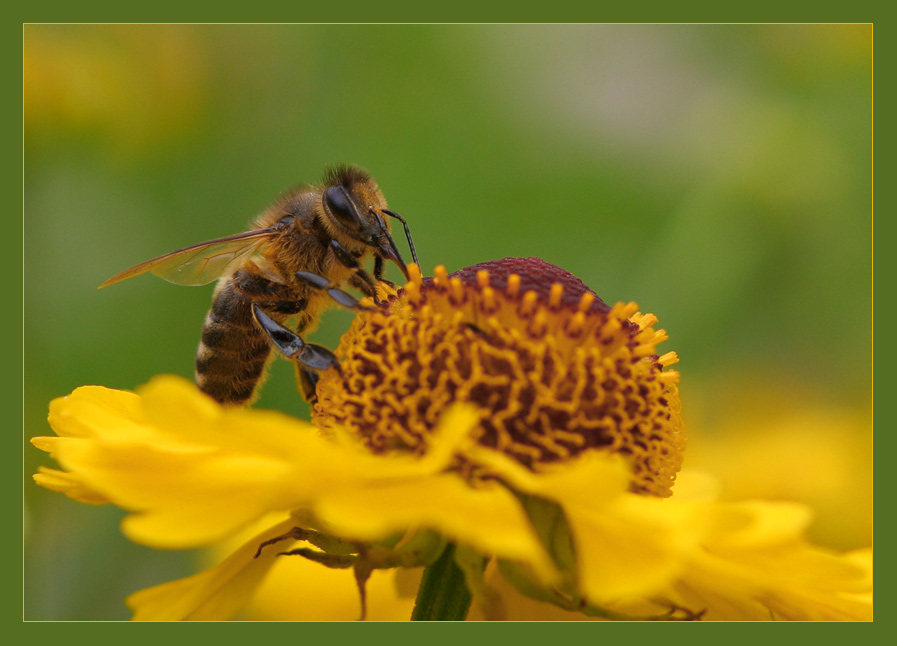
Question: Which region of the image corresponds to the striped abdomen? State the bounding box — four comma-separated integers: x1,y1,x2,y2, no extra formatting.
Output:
194,279,274,405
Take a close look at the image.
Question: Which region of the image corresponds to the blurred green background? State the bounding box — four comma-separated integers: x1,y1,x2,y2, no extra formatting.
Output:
24,24,872,620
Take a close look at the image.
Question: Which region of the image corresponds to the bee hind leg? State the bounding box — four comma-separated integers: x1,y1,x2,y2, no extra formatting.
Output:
252,303,342,379
297,366,321,404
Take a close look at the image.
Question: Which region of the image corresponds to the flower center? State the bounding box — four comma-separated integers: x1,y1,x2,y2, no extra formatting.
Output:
313,258,685,497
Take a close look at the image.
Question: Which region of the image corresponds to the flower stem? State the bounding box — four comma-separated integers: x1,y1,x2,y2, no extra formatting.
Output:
410,543,472,621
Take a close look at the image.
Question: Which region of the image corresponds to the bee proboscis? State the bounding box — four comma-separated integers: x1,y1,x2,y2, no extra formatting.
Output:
101,165,418,405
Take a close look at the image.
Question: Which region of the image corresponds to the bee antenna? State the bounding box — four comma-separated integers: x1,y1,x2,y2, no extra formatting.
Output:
380,208,419,267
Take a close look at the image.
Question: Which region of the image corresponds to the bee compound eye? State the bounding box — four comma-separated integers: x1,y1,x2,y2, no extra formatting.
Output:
323,185,360,227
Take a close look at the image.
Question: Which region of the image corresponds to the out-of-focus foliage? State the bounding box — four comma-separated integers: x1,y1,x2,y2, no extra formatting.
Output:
24,24,871,619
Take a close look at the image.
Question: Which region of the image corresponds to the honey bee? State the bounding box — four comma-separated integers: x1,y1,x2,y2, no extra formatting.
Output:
101,165,418,405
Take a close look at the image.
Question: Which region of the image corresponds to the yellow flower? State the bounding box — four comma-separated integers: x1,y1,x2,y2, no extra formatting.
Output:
32,258,871,621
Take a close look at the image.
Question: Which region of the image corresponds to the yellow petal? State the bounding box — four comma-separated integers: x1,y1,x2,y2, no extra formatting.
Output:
702,500,814,548
246,556,418,621
587,498,874,621
133,379,476,491
675,548,873,621
314,474,557,583
462,446,684,599
32,466,110,504
34,378,497,549
47,385,145,439
683,502,873,620
569,495,697,601
128,517,297,621
464,445,631,508
52,428,294,547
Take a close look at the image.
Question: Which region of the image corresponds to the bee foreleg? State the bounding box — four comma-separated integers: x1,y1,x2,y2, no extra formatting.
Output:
252,303,342,372
372,257,397,288
329,239,381,302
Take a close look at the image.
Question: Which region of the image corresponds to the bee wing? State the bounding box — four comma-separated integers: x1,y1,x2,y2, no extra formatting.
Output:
99,227,279,288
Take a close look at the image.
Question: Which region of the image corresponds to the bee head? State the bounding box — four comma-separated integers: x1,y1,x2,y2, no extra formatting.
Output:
320,165,409,278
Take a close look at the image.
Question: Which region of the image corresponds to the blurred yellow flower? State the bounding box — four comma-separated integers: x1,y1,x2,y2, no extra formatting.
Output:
32,258,871,621
24,26,209,155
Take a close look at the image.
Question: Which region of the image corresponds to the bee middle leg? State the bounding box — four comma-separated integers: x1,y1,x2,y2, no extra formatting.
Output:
232,269,308,315
293,271,373,311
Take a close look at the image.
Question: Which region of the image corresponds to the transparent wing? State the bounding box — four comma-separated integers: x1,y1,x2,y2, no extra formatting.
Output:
99,228,278,288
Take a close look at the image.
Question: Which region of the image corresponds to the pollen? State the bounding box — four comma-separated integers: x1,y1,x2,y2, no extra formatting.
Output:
313,257,686,497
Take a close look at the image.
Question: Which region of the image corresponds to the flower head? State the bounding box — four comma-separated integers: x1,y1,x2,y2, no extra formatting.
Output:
31,258,872,621
316,258,685,497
